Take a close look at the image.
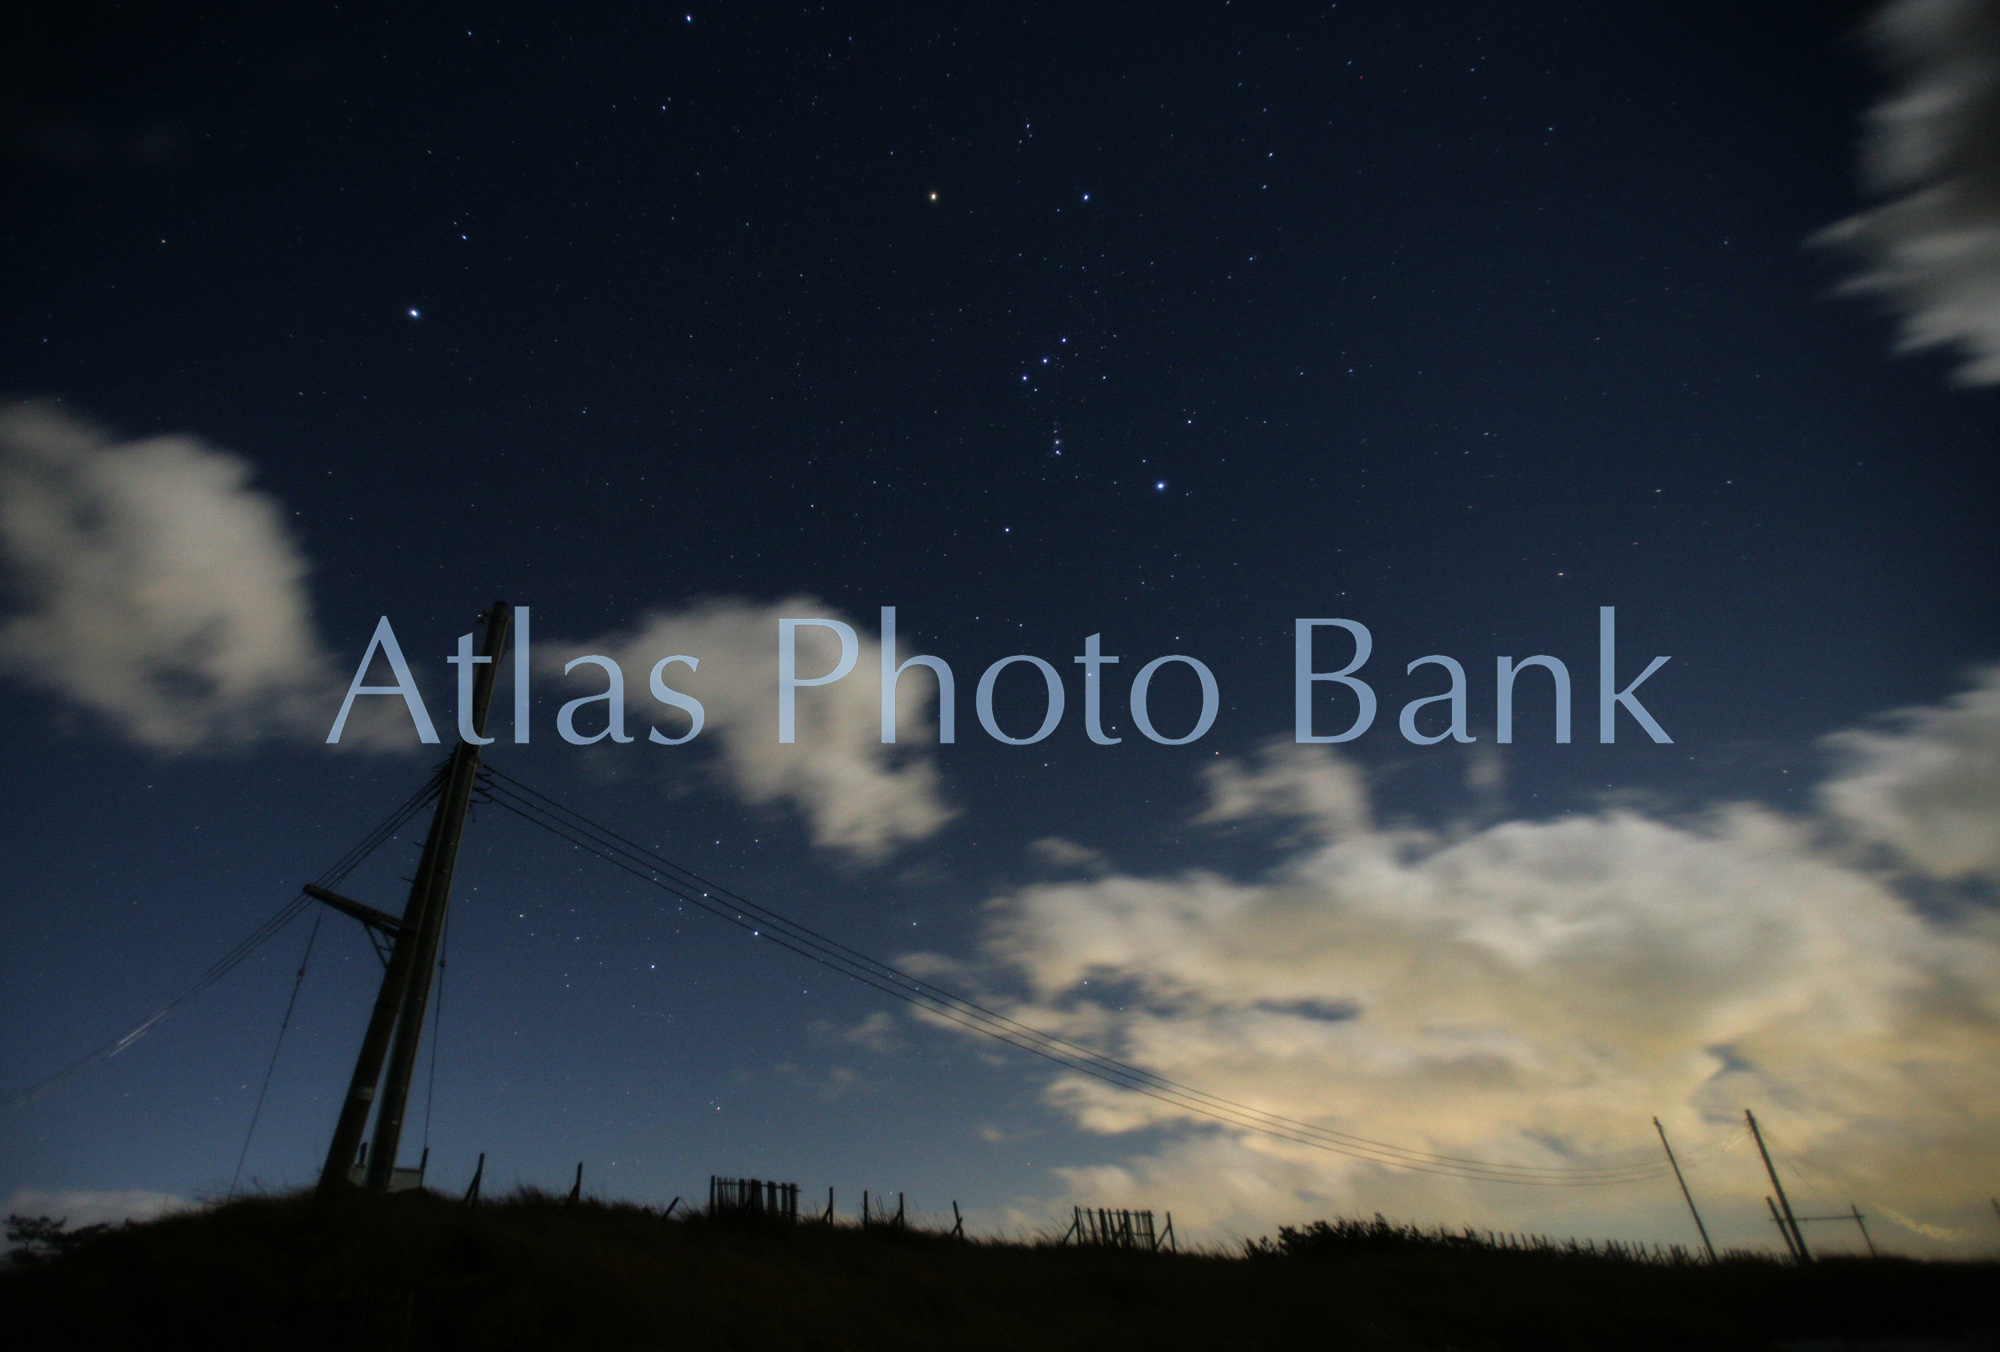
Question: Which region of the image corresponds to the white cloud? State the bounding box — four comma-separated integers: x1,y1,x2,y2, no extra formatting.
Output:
952,670,2000,1252
547,598,955,859
1816,0,2000,386
0,403,356,749
0,408,951,857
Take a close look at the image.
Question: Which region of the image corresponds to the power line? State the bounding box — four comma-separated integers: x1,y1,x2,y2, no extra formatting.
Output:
6,765,447,1109
230,907,324,1198
486,779,1670,1183
483,767,1682,1187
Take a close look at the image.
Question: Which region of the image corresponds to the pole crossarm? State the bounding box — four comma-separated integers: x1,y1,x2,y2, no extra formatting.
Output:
303,885,408,936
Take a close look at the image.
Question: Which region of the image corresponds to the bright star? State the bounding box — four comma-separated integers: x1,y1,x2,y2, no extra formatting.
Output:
407,308,420,319
1155,481,1166,490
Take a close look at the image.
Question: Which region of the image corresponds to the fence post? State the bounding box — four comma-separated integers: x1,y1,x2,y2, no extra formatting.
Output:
567,1162,583,1204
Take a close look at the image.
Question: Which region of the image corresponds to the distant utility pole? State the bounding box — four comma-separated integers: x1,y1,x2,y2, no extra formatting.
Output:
316,602,513,1194
1745,1109,1810,1262
1653,1117,1717,1262
1850,1204,1877,1258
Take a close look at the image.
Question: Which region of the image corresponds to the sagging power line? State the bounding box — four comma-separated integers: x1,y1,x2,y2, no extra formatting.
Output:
7,599,1724,1196
482,764,1680,1188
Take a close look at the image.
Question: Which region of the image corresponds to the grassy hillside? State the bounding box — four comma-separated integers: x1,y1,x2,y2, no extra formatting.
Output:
2,1191,1994,1351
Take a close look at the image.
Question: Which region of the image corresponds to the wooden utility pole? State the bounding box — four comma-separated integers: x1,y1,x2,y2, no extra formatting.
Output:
1746,1109,1810,1262
317,602,512,1194
1653,1117,1717,1262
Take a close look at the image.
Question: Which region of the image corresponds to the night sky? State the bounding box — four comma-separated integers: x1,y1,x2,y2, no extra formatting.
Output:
4,1,1997,1254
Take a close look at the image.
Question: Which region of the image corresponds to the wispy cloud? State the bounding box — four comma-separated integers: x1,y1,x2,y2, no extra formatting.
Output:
941,670,2000,1251
1816,0,2000,386
1820,665,2000,880
1031,837,1111,873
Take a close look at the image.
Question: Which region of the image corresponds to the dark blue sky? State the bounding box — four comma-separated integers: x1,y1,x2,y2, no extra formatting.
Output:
3,0,1995,1248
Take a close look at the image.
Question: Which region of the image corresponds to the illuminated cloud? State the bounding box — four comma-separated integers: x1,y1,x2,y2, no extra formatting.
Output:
951,671,2000,1252
548,599,956,860
1816,0,2000,386
0,403,353,750
1820,665,2000,880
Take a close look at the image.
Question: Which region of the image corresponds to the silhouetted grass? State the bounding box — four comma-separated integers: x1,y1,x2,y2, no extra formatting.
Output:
2,1190,1993,1350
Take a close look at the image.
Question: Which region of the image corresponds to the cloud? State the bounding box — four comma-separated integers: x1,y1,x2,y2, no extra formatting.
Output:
950,669,2000,1252
1031,837,1109,872
0,405,950,856
547,599,955,859
809,1010,901,1054
0,403,363,750
1820,665,2000,880
3,1188,192,1238
1815,0,2000,385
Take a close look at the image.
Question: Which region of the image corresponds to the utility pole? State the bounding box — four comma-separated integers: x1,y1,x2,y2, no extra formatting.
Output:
1766,1197,1800,1261
317,602,512,1194
1653,1117,1717,1262
1850,1204,1877,1258
1745,1109,1810,1262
